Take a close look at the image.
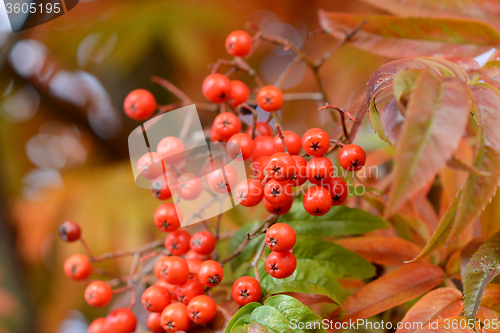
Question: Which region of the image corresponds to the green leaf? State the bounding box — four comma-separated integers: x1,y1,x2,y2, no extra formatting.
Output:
393,68,422,111
228,221,265,271
386,70,472,216
483,60,500,80
260,260,344,305
225,303,262,333
250,306,294,333
293,235,375,279
264,295,326,333
318,11,500,58
464,230,500,320
369,87,398,145
281,204,388,237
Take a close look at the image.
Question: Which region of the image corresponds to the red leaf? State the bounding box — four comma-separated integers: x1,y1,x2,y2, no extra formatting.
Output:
318,11,500,58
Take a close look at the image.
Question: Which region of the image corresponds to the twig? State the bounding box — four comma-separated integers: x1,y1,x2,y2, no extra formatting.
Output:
238,103,258,139
272,112,289,154
247,240,266,282
80,238,94,260
91,239,163,262
151,76,191,102
215,211,223,241
210,57,263,88
319,104,358,140
157,101,218,114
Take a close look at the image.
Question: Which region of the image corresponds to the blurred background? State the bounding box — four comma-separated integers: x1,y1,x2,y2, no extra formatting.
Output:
0,0,390,332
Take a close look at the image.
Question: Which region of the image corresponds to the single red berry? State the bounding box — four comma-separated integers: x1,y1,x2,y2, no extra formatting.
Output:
154,203,182,232
303,186,332,216
274,131,302,155
202,74,232,103
157,136,185,165
231,276,262,306
252,136,276,162
289,155,307,187
225,30,252,57
326,177,349,205
176,279,205,304
198,260,224,287
246,122,274,138
301,128,330,157
235,179,264,207
265,223,296,252
213,112,241,139
186,258,203,276
123,89,156,121
307,156,334,186
64,254,92,280
251,156,270,181
230,80,250,107
151,168,177,200
264,179,293,206
257,86,284,112
263,197,293,215
157,256,190,285
210,125,226,142
266,251,297,279
137,152,164,179
185,249,210,261
146,312,164,333
265,152,297,181
187,295,217,324
85,281,112,308
58,220,81,242
190,231,216,255
142,285,171,312
165,230,191,256
155,279,178,302
105,308,137,333
338,144,366,171
228,133,254,160
207,165,239,194
176,173,202,200
88,318,107,333
161,302,191,333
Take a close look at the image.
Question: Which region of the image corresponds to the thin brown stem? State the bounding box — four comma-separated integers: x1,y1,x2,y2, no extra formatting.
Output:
151,76,191,102
91,239,163,262
80,238,94,260
272,112,289,154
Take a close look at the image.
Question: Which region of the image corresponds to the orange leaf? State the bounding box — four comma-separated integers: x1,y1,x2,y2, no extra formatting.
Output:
340,263,444,322
477,284,500,324
336,236,425,266
397,288,463,333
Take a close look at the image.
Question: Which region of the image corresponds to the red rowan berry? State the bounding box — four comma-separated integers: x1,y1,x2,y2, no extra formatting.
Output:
257,86,284,112
307,156,334,186
88,318,107,333
213,112,241,139
146,312,164,333
58,220,81,242
187,295,217,324
232,276,262,306
137,152,163,179
185,249,210,261
123,89,156,121
228,133,254,160
290,155,307,187
142,285,171,313
161,302,191,333
264,179,293,207
198,260,223,288
176,279,205,304
64,254,92,280
266,251,297,279
230,80,250,107
338,144,366,171
263,197,293,215
207,165,238,194
105,308,137,333
186,258,203,275
157,256,189,285
225,30,252,57
154,203,182,232
265,152,297,181
301,128,330,157
235,179,264,207
157,136,185,165
190,231,216,255
176,173,202,200
202,74,231,103
326,177,349,205
165,230,191,256
265,223,296,252
151,170,177,201
85,281,112,308
252,136,276,162
303,186,332,216
274,131,302,155
246,121,274,138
